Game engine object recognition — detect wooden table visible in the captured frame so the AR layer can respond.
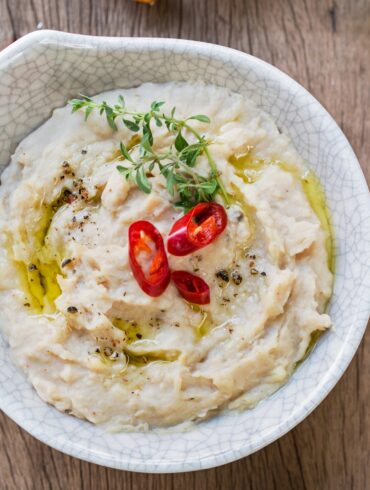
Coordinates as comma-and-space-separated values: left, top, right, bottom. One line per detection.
0, 1, 369, 488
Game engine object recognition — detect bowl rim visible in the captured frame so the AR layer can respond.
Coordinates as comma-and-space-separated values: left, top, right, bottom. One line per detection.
0, 30, 369, 473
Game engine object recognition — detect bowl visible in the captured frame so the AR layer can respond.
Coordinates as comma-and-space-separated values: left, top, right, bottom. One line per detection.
0, 30, 369, 473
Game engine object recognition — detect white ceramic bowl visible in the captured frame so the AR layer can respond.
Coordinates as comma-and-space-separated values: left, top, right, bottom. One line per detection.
0, 31, 369, 473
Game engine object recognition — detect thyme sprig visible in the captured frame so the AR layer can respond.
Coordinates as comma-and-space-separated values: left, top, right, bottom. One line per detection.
70, 95, 229, 209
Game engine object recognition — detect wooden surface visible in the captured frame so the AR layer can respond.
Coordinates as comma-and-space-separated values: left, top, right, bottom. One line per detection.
0, 0, 369, 488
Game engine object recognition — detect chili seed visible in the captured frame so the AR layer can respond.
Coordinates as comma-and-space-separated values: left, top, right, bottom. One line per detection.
250, 268, 259, 275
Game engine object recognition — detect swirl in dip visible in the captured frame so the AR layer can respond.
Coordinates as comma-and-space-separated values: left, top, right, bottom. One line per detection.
0, 83, 333, 430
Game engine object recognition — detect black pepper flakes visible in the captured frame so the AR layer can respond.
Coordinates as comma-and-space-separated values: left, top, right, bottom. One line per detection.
81, 149, 87, 155
231, 270, 243, 285
67, 306, 78, 313
216, 269, 229, 282
261, 271, 267, 277
28, 263, 37, 272
61, 258, 73, 268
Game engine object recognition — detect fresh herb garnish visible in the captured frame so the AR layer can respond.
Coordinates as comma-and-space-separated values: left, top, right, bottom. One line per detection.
70, 95, 229, 210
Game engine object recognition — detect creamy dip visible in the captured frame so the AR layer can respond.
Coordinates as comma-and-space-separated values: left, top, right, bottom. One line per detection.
0, 83, 333, 429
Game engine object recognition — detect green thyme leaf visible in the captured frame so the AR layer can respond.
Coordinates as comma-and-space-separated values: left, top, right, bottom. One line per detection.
165, 171, 175, 196
84, 106, 94, 121
154, 115, 163, 127
69, 95, 230, 210
70, 100, 85, 112
140, 132, 153, 154
142, 122, 154, 146
180, 143, 204, 167
175, 132, 189, 152
136, 167, 151, 193
151, 101, 165, 112
104, 105, 118, 131
116, 165, 130, 178
120, 142, 134, 163
188, 115, 210, 123
200, 179, 218, 194
123, 119, 140, 132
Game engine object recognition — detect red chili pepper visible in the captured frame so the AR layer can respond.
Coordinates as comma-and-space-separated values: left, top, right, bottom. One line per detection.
172, 270, 210, 305
128, 220, 171, 297
167, 202, 228, 256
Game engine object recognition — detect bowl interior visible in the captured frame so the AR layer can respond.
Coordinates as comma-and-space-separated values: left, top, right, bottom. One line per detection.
0, 31, 369, 473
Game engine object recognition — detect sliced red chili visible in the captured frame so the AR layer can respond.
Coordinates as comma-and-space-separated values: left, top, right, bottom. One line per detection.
167, 202, 228, 256
172, 270, 210, 305
128, 220, 170, 297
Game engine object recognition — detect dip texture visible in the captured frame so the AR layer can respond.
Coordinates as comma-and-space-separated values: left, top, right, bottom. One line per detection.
0, 83, 333, 429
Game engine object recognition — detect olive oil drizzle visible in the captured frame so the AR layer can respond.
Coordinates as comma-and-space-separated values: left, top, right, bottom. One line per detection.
229, 151, 334, 364
112, 318, 147, 344
186, 303, 214, 339
111, 318, 180, 366
12, 198, 65, 313
228, 152, 335, 273
10, 148, 333, 372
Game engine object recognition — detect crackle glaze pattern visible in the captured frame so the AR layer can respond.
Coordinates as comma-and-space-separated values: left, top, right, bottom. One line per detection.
0, 31, 369, 473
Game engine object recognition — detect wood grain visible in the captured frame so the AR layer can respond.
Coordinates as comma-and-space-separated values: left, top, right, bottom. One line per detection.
0, 0, 369, 488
